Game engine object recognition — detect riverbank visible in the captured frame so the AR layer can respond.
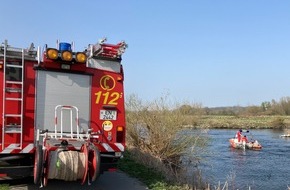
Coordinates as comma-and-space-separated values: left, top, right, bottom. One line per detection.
118, 151, 190, 190
191, 115, 290, 129
125, 96, 290, 189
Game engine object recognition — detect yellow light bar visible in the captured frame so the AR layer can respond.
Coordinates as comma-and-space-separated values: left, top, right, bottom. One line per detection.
117, 126, 123, 132
61, 51, 73, 61
75, 52, 87, 63
46, 48, 58, 60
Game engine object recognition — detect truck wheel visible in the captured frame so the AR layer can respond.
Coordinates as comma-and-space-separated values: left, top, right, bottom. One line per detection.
88, 145, 101, 182
42, 149, 49, 187
34, 144, 43, 184
80, 144, 88, 185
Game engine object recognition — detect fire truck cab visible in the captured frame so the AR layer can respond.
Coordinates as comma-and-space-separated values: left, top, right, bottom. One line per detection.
0, 38, 127, 186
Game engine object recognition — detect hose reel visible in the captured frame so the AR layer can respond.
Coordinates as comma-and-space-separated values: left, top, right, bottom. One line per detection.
48, 150, 86, 181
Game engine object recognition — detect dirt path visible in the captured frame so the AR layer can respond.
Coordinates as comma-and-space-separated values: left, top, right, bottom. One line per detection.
6, 170, 148, 190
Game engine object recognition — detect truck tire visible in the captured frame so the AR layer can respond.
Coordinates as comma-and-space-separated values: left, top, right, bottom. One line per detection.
33, 144, 43, 184
88, 145, 101, 182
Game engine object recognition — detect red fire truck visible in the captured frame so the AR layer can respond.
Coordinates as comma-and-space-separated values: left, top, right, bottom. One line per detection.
0, 38, 127, 186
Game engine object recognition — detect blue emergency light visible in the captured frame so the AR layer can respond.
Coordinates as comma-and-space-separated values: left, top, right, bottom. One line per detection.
59, 42, 71, 51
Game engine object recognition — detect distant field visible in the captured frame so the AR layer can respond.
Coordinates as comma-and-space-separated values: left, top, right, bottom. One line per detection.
191, 115, 290, 129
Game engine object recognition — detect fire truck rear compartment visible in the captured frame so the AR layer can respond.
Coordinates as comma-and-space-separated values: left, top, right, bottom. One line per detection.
35, 70, 90, 134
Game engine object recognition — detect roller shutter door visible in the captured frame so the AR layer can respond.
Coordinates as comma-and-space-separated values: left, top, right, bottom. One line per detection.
35, 70, 91, 133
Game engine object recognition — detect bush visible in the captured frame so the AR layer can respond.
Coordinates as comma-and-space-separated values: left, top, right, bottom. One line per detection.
125, 94, 209, 187
270, 117, 286, 129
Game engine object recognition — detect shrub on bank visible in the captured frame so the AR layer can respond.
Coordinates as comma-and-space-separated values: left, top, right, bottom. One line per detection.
270, 117, 287, 129
125, 94, 209, 188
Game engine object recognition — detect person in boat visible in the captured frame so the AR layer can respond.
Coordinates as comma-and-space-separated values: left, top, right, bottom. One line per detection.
241, 135, 249, 143
236, 129, 243, 142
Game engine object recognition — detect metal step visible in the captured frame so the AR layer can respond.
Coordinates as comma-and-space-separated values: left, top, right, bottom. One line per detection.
6, 64, 23, 68
4, 124, 22, 133
5, 97, 22, 101
5, 130, 22, 134
6, 124, 21, 127
5, 87, 22, 93
6, 81, 23, 85
4, 114, 22, 117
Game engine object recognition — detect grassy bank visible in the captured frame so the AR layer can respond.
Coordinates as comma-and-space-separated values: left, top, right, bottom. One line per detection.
118, 150, 190, 190
0, 185, 8, 190
193, 115, 290, 129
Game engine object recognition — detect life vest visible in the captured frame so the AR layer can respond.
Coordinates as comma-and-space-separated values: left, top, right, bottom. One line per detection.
236, 131, 242, 142
241, 136, 248, 143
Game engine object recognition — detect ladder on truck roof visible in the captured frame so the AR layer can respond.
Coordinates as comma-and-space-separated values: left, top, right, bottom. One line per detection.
1, 40, 38, 150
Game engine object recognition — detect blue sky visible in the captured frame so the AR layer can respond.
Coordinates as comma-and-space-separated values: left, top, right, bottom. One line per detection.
1, 1, 290, 107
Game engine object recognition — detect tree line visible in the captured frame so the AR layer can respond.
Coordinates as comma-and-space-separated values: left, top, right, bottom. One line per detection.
177, 96, 290, 116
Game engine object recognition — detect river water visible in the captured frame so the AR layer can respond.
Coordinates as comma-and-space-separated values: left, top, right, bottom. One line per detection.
192, 129, 290, 190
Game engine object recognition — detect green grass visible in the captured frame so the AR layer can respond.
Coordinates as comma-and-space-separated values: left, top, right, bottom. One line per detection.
0, 184, 9, 190
118, 151, 189, 190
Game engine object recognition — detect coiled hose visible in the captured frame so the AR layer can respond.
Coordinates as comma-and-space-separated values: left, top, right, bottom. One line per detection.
48, 150, 86, 181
